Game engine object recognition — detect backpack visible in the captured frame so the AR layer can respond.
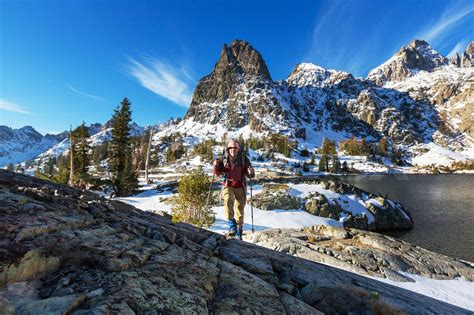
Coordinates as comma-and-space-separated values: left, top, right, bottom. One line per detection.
220, 146, 250, 189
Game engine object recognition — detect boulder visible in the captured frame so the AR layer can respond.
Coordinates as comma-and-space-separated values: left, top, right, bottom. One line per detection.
304, 192, 343, 220
365, 199, 413, 230
251, 185, 302, 210
343, 214, 369, 230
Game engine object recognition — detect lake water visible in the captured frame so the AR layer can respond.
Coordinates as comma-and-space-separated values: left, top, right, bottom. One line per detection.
337, 174, 474, 262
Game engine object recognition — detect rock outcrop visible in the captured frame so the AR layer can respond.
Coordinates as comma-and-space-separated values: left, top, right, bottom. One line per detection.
0, 170, 470, 314
245, 225, 474, 283
250, 180, 413, 231
368, 39, 450, 86
184, 40, 282, 130
460, 42, 474, 68
250, 184, 302, 210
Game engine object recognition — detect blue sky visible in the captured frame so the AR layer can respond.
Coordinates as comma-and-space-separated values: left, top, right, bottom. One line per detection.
1, 0, 473, 134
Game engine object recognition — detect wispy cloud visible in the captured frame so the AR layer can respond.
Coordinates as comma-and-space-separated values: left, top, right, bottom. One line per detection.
304, 1, 380, 77
127, 57, 194, 108
447, 40, 469, 57
417, 2, 474, 42
66, 84, 105, 101
0, 99, 33, 115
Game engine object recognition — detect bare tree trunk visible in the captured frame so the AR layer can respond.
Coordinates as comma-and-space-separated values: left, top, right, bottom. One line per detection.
144, 128, 154, 183
68, 125, 75, 187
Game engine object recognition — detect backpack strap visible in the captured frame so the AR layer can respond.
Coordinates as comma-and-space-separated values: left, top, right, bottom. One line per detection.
221, 148, 228, 184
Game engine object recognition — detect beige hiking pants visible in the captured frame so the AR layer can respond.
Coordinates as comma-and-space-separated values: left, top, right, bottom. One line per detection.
222, 186, 246, 228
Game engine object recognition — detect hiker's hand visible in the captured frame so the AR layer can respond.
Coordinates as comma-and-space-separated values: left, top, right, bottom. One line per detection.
213, 159, 224, 171
248, 167, 255, 179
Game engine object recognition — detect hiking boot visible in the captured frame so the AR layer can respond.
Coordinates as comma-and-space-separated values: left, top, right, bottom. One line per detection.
227, 219, 237, 236
236, 227, 243, 240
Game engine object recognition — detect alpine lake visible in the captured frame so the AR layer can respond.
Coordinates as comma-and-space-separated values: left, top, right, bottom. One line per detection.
336, 174, 474, 262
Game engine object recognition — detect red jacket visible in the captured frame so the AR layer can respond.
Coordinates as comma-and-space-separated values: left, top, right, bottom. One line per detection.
214, 154, 252, 189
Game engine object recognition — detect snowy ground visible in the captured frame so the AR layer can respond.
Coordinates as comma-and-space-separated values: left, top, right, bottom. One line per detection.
116, 179, 474, 311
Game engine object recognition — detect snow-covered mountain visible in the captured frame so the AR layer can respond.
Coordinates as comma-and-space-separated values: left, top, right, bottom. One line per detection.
368, 40, 450, 85
153, 39, 473, 167
34, 121, 144, 163
0, 121, 144, 168
0, 126, 68, 167
3, 39, 472, 170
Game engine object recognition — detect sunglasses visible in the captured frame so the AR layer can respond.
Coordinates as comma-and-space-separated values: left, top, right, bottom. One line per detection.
228, 147, 239, 150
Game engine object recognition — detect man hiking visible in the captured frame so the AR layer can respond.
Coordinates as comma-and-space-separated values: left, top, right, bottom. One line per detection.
213, 139, 255, 239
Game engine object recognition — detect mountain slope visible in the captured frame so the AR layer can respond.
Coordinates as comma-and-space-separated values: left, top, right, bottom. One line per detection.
368, 39, 450, 85
0, 126, 67, 167
155, 39, 473, 167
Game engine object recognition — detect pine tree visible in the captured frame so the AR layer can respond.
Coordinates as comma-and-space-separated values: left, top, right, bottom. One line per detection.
330, 155, 341, 173
322, 138, 336, 155
15, 164, 23, 173
379, 137, 388, 157
43, 157, 56, 176
361, 138, 369, 155
310, 152, 316, 165
71, 122, 91, 187
342, 161, 349, 173
68, 126, 75, 187
109, 97, 139, 196
50, 153, 70, 185
319, 154, 328, 172
144, 129, 154, 183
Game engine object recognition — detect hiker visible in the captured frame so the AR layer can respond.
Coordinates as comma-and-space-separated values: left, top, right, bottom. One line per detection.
213, 139, 255, 239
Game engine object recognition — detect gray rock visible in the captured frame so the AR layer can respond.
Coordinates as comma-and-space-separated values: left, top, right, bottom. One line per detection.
343, 214, 369, 230
365, 199, 413, 230
245, 225, 474, 283
304, 192, 343, 220
368, 39, 450, 85
251, 186, 302, 210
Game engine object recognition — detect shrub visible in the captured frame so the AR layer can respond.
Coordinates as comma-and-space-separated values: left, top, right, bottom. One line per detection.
264, 134, 295, 157
339, 137, 372, 156
450, 160, 474, 170
171, 169, 215, 227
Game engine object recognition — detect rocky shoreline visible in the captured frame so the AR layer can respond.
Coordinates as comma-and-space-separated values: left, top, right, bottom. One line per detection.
249, 179, 414, 231
0, 169, 472, 314
244, 225, 474, 283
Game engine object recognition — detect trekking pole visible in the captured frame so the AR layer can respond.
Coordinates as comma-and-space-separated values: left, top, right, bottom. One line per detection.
206, 153, 220, 209
250, 177, 254, 233
205, 170, 216, 209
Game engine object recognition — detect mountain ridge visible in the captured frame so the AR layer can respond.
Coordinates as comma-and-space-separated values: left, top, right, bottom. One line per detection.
2, 39, 473, 169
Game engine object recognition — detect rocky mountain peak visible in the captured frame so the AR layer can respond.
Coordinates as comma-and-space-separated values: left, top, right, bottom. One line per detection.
451, 52, 461, 66
287, 63, 354, 88
368, 39, 449, 86
461, 41, 474, 67
465, 41, 474, 54
406, 39, 429, 49
226, 39, 272, 80
185, 40, 275, 127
